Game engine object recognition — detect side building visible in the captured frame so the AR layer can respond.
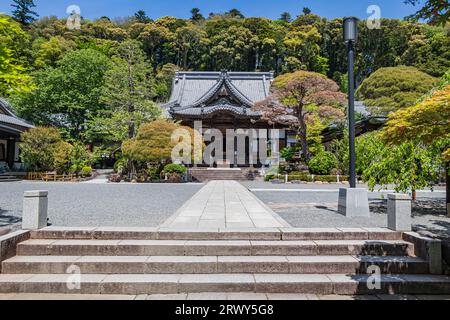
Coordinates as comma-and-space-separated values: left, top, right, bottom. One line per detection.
0, 98, 34, 172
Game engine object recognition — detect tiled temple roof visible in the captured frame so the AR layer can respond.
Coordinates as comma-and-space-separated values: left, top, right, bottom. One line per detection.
0, 98, 34, 135
162, 71, 273, 119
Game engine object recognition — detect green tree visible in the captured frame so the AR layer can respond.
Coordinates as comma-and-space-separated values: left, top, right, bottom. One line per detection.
0, 15, 32, 96
356, 66, 438, 115
11, 0, 38, 25
383, 77, 450, 213
134, 10, 151, 23
154, 63, 180, 102
401, 26, 450, 77
405, 0, 450, 26
226, 9, 245, 19
32, 36, 76, 69
190, 8, 204, 22
363, 140, 442, 200
283, 25, 328, 74
95, 40, 160, 143
279, 12, 292, 23
20, 126, 72, 172
12, 49, 111, 140
209, 25, 258, 71
356, 19, 421, 82
302, 7, 312, 15
175, 23, 206, 69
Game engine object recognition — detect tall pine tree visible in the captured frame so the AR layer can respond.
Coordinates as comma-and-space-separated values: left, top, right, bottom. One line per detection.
11, 0, 39, 25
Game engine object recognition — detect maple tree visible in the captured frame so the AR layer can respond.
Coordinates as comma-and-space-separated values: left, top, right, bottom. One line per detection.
253, 71, 346, 160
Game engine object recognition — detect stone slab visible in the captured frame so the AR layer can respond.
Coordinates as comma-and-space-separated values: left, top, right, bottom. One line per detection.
160, 181, 290, 229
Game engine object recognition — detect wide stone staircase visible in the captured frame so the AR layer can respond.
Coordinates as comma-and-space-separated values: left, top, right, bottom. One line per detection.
0, 173, 21, 182
189, 168, 257, 182
1, 228, 450, 295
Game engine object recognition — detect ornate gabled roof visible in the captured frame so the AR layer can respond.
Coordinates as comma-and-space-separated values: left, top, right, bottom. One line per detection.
0, 98, 34, 135
162, 71, 273, 118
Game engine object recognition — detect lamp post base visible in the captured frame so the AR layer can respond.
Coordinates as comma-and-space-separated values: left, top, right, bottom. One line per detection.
338, 188, 370, 218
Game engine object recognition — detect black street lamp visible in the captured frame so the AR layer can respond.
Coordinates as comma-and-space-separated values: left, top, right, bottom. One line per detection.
343, 17, 359, 189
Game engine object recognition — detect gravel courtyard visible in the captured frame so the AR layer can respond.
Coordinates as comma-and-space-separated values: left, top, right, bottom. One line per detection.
1, 180, 448, 240
241, 181, 449, 239
0, 181, 204, 230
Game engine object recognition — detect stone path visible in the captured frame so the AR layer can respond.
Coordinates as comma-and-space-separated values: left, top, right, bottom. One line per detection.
161, 181, 290, 229
0, 293, 449, 300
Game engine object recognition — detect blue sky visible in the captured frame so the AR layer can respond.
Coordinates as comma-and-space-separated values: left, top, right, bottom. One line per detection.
0, 0, 418, 20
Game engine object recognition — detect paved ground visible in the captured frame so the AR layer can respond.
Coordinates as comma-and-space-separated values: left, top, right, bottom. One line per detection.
1, 180, 448, 238
0, 181, 203, 230
161, 181, 289, 229
241, 182, 449, 238
0, 293, 448, 300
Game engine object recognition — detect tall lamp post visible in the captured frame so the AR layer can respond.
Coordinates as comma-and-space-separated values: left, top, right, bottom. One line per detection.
343, 17, 358, 189
338, 17, 370, 218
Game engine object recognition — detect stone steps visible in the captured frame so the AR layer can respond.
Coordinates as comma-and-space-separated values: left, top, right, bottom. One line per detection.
16, 239, 414, 257
2, 228, 449, 295
2, 255, 429, 275
0, 174, 21, 182
189, 169, 248, 182
29, 227, 402, 241
1, 273, 449, 295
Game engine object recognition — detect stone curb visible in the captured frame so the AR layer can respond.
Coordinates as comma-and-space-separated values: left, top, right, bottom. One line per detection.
403, 232, 442, 275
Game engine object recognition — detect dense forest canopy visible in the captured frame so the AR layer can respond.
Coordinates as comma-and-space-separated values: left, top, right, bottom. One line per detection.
0, 3, 449, 148
1, 7, 449, 99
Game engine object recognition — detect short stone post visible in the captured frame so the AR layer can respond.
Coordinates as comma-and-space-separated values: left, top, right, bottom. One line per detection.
22, 191, 48, 230
338, 188, 370, 217
388, 193, 411, 231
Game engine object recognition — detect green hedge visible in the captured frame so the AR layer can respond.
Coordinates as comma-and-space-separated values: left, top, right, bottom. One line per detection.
265, 173, 349, 183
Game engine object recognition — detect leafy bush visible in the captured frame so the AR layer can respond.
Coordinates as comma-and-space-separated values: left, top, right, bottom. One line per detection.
81, 166, 93, 177
280, 147, 296, 161
315, 175, 348, 183
308, 151, 338, 175
146, 166, 161, 181
20, 127, 72, 173
288, 172, 310, 182
122, 120, 202, 165
163, 163, 187, 175
113, 157, 128, 173
68, 142, 92, 175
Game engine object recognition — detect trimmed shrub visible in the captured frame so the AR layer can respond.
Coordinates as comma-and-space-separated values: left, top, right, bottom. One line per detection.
288, 173, 311, 182
308, 152, 338, 175
81, 166, 93, 177
163, 163, 187, 175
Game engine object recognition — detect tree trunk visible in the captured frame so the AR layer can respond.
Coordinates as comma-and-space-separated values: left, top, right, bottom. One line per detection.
412, 190, 417, 202
298, 115, 309, 161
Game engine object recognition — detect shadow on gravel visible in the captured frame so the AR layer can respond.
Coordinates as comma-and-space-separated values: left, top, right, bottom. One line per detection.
0, 209, 21, 227
414, 220, 450, 239
315, 205, 338, 213
370, 198, 446, 217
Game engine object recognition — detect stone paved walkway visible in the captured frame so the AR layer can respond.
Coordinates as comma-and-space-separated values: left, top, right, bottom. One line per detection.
161, 181, 290, 229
